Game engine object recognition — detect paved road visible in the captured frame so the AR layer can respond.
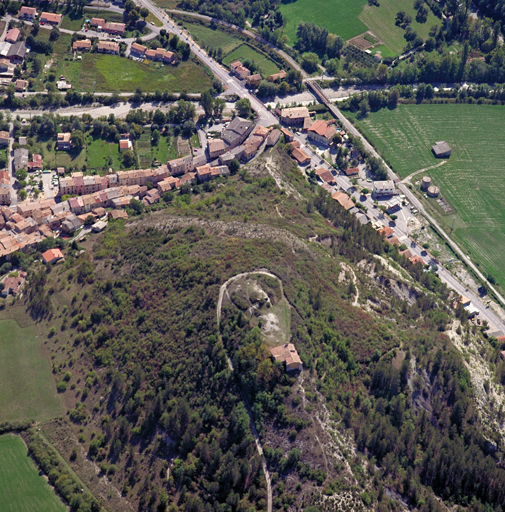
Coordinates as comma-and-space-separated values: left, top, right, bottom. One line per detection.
7, 122, 16, 206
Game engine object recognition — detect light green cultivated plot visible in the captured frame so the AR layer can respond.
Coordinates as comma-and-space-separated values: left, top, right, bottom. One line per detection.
0, 320, 64, 422
350, 103, 505, 287
360, 0, 440, 54
0, 435, 66, 512
279, 0, 368, 44
223, 44, 281, 76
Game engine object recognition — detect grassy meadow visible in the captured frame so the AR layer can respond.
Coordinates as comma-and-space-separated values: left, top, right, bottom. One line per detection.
63, 54, 212, 92
279, 0, 368, 43
359, 0, 440, 54
0, 319, 63, 422
223, 44, 281, 75
182, 20, 243, 54
349, 103, 505, 287
0, 435, 67, 512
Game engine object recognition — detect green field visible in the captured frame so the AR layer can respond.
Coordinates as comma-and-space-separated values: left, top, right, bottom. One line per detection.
63, 53, 212, 93
360, 0, 440, 54
350, 103, 505, 287
0, 320, 64, 422
86, 137, 122, 171
182, 21, 243, 55
279, 0, 368, 43
0, 435, 67, 512
223, 43, 281, 76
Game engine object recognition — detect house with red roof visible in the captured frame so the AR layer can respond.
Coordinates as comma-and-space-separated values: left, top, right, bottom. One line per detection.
42, 248, 64, 264
270, 343, 302, 371
307, 120, 337, 145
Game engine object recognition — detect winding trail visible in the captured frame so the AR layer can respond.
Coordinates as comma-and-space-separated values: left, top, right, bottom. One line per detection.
216, 269, 280, 512
401, 160, 447, 184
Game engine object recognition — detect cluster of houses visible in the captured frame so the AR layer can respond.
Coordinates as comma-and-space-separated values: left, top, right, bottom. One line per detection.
0, 155, 233, 258
129, 42, 175, 63
0, 23, 29, 85
207, 117, 281, 165
229, 60, 287, 89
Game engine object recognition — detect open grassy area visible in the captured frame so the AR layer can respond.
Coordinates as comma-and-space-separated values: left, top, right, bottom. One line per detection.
86, 137, 122, 171
359, 0, 440, 54
223, 43, 280, 76
64, 53, 212, 92
279, 0, 368, 43
146, 12, 163, 27
0, 319, 64, 422
182, 20, 243, 54
349, 103, 505, 287
153, 134, 178, 163
0, 435, 66, 512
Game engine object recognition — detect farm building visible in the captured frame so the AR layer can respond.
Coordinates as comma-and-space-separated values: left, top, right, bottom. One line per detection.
270, 343, 302, 372
432, 141, 451, 158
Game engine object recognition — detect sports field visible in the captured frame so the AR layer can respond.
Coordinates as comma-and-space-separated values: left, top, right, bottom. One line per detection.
0, 435, 66, 512
279, 0, 368, 43
359, 0, 440, 54
63, 54, 212, 93
0, 320, 64, 422
223, 44, 281, 76
351, 103, 505, 287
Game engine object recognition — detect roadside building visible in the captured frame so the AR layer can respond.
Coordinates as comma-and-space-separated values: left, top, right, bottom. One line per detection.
7, 42, 27, 64
432, 141, 451, 158
130, 42, 147, 58
97, 41, 120, 54
0, 131, 9, 146
344, 167, 359, 177
373, 180, 396, 197
90, 17, 105, 27
13, 148, 28, 171
167, 155, 194, 176
266, 129, 281, 147
270, 343, 302, 371
19, 6, 37, 19
208, 139, 226, 160
103, 22, 126, 35
230, 61, 250, 79
28, 154, 43, 171
280, 106, 310, 126
246, 73, 262, 88
385, 197, 402, 214
280, 128, 294, 142
332, 191, 354, 210
222, 117, 253, 149
291, 147, 311, 165
5, 29, 20, 44
73, 39, 92, 51
307, 120, 337, 145
0, 170, 10, 205
92, 220, 107, 232
315, 167, 336, 185
1, 274, 25, 297
40, 12, 62, 25
286, 140, 300, 151
42, 248, 64, 264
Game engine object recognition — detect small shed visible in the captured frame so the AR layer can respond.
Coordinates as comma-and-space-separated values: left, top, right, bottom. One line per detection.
432, 141, 451, 158
92, 220, 107, 232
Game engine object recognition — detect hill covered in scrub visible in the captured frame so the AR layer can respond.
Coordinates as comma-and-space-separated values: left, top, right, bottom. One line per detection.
7, 147, 505, 512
